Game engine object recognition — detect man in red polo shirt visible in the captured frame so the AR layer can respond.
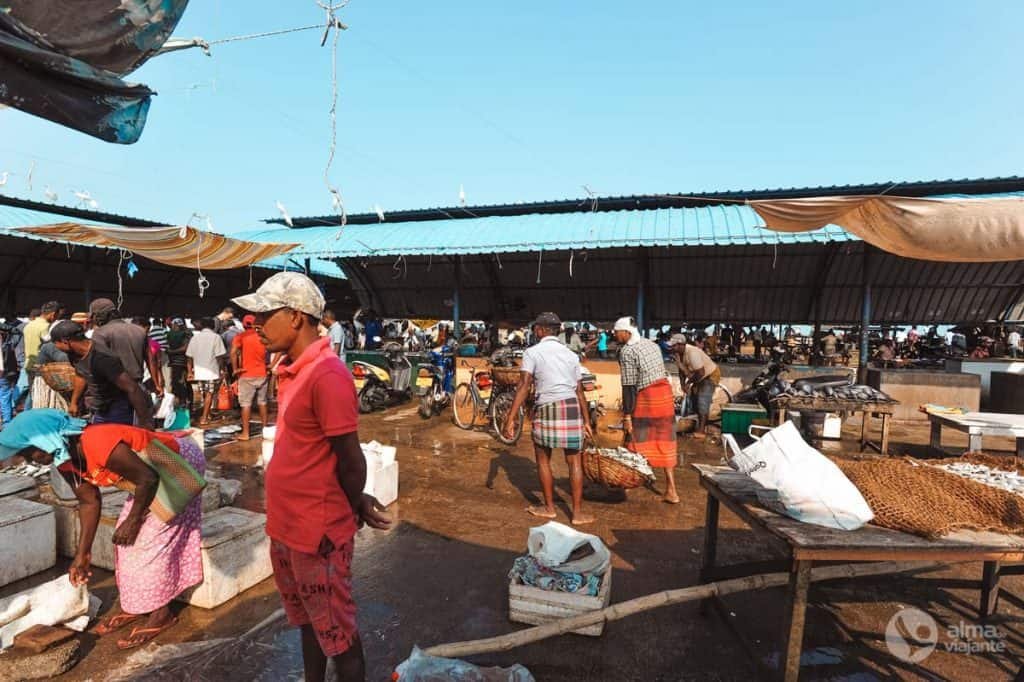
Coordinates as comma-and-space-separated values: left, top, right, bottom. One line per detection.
233, 272, 390, 682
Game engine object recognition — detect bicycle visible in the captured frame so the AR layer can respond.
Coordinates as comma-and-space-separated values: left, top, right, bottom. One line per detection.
451, 361, 524, 445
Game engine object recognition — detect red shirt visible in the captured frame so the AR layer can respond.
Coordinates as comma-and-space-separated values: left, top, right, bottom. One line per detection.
61, 424, 179, 487
267, 337, 359, 554
231, 329, 268, 378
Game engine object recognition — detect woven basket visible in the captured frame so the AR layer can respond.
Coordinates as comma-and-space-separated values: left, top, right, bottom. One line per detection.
490, 365, 522, 387
582, 448, 651, 489
38, 362, 76, 394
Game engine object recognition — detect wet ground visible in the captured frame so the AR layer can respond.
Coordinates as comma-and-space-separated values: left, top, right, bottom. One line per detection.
13, 387, 1023, 681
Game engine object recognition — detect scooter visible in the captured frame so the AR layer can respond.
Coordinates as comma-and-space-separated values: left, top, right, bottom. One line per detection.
579, 365, 602, 429
355, 342, 413, 413
417, 346, 455, 419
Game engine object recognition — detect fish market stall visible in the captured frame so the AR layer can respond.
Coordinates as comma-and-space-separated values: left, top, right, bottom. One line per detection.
771, 380, 897, 455
693, 463, 1024, 682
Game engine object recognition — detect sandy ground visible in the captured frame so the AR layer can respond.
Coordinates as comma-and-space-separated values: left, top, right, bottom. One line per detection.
8, 383, 1024, 680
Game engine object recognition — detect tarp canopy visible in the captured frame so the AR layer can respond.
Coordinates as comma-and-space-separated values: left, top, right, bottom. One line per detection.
9, 223, 298, 270
0, 1, 189, 143
750, 195, 1024, 262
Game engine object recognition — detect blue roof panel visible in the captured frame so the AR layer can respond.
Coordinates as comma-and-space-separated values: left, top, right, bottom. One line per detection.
236, 204, 855, 258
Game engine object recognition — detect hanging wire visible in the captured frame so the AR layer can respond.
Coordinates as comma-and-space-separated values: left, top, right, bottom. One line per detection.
115, 250, 133, 310
494, 253, 502, 270
536, 251, 543, 284
569, 249, 574, 278
316, 1, 351, 238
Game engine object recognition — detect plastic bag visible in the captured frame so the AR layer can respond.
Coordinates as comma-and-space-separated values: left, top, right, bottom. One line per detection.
0, 575, 90, 649
394, 646, 534, 681
526, 521, 611, 575
728, 421, 873, 530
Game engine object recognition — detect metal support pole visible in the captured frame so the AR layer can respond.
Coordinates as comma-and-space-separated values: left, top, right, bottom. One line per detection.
859, 246, 873, 383
812, 320, 822, 367
453, 256, 462, 340
83, 249, 93, 309
636, 248, 647, 332
304, 258, 311, 276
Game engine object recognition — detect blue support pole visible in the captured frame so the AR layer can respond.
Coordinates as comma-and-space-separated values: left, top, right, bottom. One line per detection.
453, 256, 462, 340
636, 248, 647, 333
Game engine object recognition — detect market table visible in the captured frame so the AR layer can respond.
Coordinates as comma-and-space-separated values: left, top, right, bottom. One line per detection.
693, 463, 1024, 682
927, 411, 1024, 458
773, 395, 895, 455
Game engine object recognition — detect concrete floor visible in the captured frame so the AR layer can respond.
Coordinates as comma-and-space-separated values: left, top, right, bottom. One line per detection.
14, 398, 1024, 681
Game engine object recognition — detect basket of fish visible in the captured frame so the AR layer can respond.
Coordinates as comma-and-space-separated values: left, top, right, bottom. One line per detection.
582, 447, 656, 489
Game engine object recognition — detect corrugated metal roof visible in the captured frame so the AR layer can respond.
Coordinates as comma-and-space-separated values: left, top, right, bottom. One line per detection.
238, 204, 854, 258
0, 204, 344, 279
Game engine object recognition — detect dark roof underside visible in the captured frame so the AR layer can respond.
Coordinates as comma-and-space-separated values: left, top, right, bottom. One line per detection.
343, 242, 1024, 325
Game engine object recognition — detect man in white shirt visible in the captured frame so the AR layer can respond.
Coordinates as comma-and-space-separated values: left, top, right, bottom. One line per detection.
186, 317, 227, 425
1009, 328, 1022, 359
323, 309, 347, 364
504, 312, 594, 525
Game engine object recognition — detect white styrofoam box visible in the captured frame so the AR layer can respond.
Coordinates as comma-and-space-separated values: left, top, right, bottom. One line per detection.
0, 498, 56, 587
48, 465, 77, 501
823, 413, 843, 439
261, 426, 276, 468
0, 474, 38, 501
177, 507, 272, 609
363, 460, 398, 507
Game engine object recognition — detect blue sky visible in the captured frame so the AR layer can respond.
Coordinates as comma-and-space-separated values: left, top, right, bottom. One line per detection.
2, 1, 1022, 232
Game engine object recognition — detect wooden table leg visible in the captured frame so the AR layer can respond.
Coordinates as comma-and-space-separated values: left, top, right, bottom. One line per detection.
700, 494, 720, 583
968, 432, 983, 453
980, 561, 1002, 618
880, 413, 891, 456
929, 419, 942, 452
699, 494, 720, 616
1017, 438, 1024, 460
776, 407, 787, 427
860, 411, 870, 452
780, 560, 812, 682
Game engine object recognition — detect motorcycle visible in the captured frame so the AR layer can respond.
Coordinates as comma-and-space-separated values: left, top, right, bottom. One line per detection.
579, 365, 602, 429
354, 342, 413, 413
417, 346, 456, 419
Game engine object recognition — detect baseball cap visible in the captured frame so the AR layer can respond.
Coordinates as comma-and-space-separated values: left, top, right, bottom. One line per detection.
531, 312, 561, 327
89, 298, 116, 315
171, 317, 185, 326
242, 314, 256, 327
49, 321, 87, 343
232, 271, 326, 319
668, 333, 689, 346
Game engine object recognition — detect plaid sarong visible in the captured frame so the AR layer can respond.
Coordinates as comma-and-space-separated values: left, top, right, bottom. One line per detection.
532, 397, 584, 451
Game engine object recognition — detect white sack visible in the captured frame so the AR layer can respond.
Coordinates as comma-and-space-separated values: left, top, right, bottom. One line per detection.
728, 421, 874, 530
0, 575, 90, 648
527, 521, 610, 575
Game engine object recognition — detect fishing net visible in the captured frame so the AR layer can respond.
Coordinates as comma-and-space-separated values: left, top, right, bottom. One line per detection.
833, 456, 1024, 539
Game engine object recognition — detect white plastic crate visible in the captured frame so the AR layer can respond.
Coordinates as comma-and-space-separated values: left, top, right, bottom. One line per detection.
0, 498, 56, 587
177, 507, 272, 609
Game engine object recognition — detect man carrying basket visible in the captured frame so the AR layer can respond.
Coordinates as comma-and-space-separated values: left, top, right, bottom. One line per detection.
503, 312, 594, 525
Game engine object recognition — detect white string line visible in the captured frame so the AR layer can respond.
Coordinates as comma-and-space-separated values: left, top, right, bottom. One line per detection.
316, 1, 350, 239
208, 24, 326, 46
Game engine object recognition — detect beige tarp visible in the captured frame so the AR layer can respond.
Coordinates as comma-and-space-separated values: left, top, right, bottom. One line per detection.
7, 223, 298, 270
749, 195, 1024, 262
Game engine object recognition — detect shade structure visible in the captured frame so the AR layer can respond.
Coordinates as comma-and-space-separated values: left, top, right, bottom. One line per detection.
751, 195, 1024, 262
9, 223, 298, 270
0, 1, 189, 143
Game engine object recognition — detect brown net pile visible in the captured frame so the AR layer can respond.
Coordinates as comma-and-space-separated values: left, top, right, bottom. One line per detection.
833, 457, 1024, 539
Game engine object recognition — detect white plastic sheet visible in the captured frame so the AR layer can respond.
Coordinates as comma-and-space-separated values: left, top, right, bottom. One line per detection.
728, 421, 874, 530
527, 521, 611, 575
0, 575, 94, 649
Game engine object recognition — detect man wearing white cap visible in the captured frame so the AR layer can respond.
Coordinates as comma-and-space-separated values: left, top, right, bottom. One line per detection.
233, 272, 391, 682
614, 317, 679, 504
670, 333, 720, 441
503, 312, 594, 525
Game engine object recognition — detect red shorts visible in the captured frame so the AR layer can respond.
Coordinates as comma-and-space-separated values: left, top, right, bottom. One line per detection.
270, 538, 358, 657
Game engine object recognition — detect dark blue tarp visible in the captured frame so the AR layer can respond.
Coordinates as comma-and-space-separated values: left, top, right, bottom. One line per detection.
0, 0, 189, 143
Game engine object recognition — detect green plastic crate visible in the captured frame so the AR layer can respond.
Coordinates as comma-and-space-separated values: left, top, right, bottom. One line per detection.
721, 404, 768, 435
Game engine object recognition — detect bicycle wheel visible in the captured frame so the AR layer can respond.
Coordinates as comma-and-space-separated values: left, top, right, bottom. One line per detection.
491, 391, 524, 445
452, 382, 477, 430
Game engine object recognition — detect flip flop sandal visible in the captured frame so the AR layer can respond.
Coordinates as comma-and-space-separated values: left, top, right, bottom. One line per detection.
116, 618, 178, 650
94, 613, 142, 636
